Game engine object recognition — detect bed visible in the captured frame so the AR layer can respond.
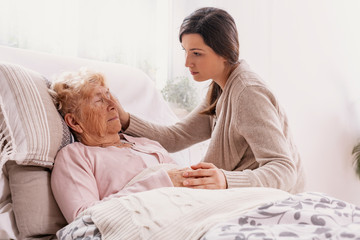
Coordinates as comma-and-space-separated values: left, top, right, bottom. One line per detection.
1, 46, 360, 240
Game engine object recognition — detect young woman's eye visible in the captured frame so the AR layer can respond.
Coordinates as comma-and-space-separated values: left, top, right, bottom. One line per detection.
193, 52, 201, 56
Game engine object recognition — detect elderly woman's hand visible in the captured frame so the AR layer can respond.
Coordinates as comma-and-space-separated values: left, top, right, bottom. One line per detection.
167, 168, 190, 187
182, 162, 227, 189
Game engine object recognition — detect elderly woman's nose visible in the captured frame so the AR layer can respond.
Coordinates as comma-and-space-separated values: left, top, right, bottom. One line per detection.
106, 98, 116, 110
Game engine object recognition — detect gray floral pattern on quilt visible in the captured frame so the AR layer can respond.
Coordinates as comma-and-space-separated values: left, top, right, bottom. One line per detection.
201, 192, 360, 240
57, 214, 101, 240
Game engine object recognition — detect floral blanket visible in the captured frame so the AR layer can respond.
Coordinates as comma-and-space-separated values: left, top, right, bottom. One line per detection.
57, 191, 360, 240
202, 192, 360, 240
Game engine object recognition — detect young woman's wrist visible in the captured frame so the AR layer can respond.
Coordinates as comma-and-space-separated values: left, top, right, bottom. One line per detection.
121, 112, 130, 131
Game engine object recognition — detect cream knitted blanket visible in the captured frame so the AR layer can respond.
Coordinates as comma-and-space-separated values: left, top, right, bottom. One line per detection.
82, 167, 291, 240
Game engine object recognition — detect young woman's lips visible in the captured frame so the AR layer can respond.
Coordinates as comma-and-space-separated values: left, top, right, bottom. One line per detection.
191, 71, 199, 75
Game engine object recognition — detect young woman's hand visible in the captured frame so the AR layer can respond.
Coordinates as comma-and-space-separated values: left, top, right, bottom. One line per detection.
182, 162, 227, 189
110, 94, 130, 130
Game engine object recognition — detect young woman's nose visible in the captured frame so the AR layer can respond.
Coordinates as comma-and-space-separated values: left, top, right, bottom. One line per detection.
184, 53, 193, 68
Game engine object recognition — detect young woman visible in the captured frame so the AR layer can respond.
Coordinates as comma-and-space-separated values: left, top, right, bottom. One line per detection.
118, 7, 305, 193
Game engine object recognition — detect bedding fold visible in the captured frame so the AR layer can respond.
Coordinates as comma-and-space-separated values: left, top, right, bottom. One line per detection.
81, 185, 290, 240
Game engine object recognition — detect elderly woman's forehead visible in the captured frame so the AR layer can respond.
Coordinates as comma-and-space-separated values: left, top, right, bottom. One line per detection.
81, 82, 108, 95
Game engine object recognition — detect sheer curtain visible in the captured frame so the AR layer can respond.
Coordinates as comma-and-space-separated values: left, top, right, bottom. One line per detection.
0, 0, 170, 87
1, 0, 360, 205
1, 0, 359, 93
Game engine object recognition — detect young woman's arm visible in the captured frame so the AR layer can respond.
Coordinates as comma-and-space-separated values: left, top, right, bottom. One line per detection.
124, 100, 213, 153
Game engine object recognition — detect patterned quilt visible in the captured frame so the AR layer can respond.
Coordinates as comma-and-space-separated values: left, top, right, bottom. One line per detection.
57, 191, 360, 240
202, 192, 360, 240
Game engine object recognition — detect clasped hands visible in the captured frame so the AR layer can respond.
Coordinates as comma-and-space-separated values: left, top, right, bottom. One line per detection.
167, 162, 227, 189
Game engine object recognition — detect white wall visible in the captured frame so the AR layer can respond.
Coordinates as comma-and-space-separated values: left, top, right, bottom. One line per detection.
268, 1, 360, 205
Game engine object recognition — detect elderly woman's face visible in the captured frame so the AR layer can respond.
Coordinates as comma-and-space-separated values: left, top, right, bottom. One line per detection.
77, 83, 121, 138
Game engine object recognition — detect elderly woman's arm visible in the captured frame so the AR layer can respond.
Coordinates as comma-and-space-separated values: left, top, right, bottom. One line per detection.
51, 147, 100, 223
51, 144, 185, 223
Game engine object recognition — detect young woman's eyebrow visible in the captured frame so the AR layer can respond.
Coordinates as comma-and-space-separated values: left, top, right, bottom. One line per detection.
181, 45, 204, 51
190, 48, 204, 51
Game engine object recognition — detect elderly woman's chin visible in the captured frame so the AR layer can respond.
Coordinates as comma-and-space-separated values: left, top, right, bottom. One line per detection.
109, 118, 122, 133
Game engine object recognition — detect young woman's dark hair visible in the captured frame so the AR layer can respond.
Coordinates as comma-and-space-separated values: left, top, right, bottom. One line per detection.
179, 7, 240, 115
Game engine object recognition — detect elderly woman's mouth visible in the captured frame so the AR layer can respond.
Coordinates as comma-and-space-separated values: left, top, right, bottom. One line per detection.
108, 116, 119, 121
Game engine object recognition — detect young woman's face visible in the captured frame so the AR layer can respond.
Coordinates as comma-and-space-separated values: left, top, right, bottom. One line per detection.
182, 33, 228, 88
78, 83, 121, 138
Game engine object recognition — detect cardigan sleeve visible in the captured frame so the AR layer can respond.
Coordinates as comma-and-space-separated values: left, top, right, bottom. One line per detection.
51, 146, 100, 223
224, 86, 298, 192
125, 99, 213, 152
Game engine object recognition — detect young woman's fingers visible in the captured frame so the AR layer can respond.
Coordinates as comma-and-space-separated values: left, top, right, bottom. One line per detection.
183, 168, 227, 189
183, 176, 214, 187
190, 162, 215, 170
183, 169, 213, 178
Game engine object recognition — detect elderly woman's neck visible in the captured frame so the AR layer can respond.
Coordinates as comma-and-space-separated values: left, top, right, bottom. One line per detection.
80, 133, 121, 147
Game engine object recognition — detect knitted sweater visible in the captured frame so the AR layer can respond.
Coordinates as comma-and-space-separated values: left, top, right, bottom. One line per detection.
126, 60, 305, 193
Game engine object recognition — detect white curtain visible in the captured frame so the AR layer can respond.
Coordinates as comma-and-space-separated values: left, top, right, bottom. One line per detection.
0, 0, 170, 88
1, 0, 360, 204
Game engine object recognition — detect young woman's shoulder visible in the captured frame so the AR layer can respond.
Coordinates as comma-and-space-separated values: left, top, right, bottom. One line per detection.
234, 61, 267, 88
224, 64, 280, 112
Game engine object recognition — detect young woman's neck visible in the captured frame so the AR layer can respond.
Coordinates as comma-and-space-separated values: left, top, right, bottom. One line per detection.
216, 62, 239, 90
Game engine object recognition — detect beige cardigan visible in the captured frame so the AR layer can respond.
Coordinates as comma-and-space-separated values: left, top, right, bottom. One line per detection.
126, 60, 305, 193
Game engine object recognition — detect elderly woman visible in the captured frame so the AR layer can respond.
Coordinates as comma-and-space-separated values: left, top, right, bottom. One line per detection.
50, 69, 186, 223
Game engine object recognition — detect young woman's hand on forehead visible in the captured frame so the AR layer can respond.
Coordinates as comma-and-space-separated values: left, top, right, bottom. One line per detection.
110, 93, 130, 130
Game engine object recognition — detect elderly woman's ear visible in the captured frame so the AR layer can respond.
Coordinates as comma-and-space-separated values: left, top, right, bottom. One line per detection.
64, 113, 83, 134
